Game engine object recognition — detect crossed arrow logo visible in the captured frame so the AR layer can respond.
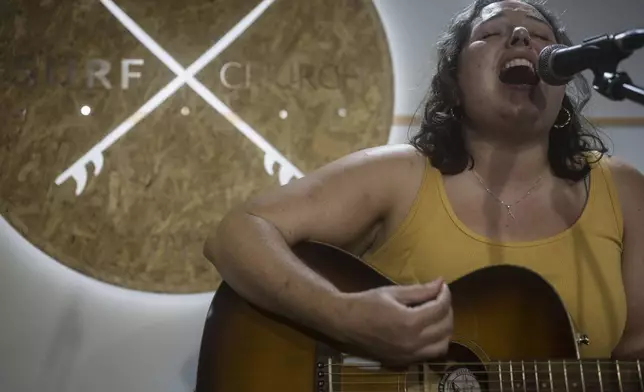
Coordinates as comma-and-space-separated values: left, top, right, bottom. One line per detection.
55, 0, 304, 196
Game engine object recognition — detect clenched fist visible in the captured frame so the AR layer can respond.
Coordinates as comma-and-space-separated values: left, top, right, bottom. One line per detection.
335, 278, 453, 366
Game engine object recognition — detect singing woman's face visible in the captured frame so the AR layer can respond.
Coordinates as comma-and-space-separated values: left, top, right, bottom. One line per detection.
457, 1, 567, 138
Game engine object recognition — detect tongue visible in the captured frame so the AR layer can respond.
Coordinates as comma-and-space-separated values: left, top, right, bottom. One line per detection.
499, 65, 539, 86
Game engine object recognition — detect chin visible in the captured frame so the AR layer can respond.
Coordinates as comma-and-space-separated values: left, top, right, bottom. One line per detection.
499, 103, 541, 124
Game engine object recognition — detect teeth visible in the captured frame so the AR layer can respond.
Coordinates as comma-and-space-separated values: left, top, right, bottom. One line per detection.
503, 58, 534, 71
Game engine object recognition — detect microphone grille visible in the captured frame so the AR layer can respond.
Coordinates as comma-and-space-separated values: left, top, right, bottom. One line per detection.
537, 44, 570, 86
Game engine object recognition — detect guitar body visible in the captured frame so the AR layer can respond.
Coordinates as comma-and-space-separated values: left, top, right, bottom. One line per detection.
195, 241, 580, 392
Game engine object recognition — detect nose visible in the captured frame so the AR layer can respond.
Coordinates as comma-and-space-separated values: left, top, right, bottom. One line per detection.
509, 26, 531, 47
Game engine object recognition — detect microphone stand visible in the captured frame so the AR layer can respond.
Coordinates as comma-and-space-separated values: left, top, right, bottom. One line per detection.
589, 29, 644, 107
593, 71, 644, 106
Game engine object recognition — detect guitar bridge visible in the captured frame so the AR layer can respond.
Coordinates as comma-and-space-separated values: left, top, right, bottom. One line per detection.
314, 343, 343, 392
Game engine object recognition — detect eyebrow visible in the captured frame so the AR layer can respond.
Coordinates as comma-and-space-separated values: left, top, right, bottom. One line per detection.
482, 11, 552, 28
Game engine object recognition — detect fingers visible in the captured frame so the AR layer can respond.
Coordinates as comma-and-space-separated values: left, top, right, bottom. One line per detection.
366, 280, 453, 365
388, 278, 445, 306
409, 306, 453, 360
414, 283, 452, 325
403, 283, 453, 354
418, 305, 453, 344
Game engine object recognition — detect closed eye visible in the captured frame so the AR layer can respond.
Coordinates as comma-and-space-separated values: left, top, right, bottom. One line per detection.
481, 32, 499, 39
531, 32, 552, 41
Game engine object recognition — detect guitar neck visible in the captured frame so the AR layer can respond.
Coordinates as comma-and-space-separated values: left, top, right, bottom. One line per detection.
489, 360, 644, 392
330, 359, 644, 392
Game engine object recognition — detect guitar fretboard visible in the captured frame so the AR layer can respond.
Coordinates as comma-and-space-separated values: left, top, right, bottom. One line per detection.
330, 359, 644, 392
486, 360, 643, 392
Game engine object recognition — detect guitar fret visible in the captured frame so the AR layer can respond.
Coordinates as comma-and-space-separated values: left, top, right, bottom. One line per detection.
522, 361, 527, 392
327, 357, 334, 392
499, 361, 504, 392
564, 359, 570, 392
535, 361, 540, 392
616, 360, 624, 392
511, 361, 515, 392
549, 360, 554, 392
597, 360, 605, 392
637, 360, 644, 392
579, 360, 586, 392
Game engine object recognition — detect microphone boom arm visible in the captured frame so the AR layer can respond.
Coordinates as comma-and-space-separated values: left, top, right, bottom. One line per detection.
593, 71, 644, 106
587, 29, 644, 107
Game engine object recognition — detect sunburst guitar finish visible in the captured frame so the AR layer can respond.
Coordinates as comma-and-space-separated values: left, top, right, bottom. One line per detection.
195, 241, 644, 392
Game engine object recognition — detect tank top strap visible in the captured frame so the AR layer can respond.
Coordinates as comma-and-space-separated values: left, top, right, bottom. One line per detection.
588, 153, 624, 241
364, 157, 438, 264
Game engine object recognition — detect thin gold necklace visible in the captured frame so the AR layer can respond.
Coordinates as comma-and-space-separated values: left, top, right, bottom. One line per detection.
471, 169, 544, 220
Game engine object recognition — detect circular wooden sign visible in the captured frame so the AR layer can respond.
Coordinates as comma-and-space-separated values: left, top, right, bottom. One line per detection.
0, 0, 393, 293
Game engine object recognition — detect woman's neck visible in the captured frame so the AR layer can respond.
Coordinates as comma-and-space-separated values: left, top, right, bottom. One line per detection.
464, 130, 551, 187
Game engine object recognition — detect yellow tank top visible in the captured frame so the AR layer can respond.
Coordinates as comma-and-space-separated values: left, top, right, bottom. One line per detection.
364, 155, 627, 358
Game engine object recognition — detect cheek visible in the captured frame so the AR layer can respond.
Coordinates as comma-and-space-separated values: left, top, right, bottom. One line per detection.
458, 54, 492, 93
460, 51, 497, 87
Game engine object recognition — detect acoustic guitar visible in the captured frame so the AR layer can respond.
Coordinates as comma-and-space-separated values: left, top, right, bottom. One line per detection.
195, 241, 643, 392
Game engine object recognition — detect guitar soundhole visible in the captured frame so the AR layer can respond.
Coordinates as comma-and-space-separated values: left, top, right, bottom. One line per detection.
433, 343, 489, 392
312, 341, 490, 392
438, 365, 487, 392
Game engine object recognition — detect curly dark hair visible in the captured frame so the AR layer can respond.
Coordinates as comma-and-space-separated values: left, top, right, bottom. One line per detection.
410, 0, 607, 182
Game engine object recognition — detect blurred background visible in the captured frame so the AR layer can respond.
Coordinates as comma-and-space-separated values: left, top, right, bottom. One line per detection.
0, 0, 643, 391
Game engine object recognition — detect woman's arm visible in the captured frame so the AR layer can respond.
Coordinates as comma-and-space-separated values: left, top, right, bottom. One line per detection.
203, 145, 426, 341
609, 157, 644, 359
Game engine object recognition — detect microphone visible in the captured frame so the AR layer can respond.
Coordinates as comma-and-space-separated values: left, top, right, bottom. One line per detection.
537, 29, 644, 86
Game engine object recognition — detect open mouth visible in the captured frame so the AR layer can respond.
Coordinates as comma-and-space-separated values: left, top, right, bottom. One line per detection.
499, 58, 540, 86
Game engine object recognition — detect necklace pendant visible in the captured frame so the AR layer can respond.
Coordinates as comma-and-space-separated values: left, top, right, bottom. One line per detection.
471, 169, 542, 222
505, 205, 516, 220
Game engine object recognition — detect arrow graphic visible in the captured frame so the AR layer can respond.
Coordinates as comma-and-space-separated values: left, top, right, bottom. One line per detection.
55, 0, 304, 196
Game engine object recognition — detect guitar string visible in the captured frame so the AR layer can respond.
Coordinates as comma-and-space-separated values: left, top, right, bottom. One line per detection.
327, 372, 643, 378
319, 361, 644, 391
330, 388, 642, 391
321, 379, 644, 392
325, 365, 643, 376
319, 386, 643, 391
314, 388, 642, 392
327, 368, 643, 375
331, 382, 643, 390
323, 365, 643, 377
320, 374, 644, 390
314, 388, 641, 392
326, 361, 643, 367
327, 378, 644, 383
326, 376, 644, 383
322, 389, 641, 392
325, 368, 644, 387
319, 365, 644, 391
323, 369, 644, 385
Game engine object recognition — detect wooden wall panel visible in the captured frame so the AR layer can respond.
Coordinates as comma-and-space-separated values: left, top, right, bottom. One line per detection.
0, 0, 394, 293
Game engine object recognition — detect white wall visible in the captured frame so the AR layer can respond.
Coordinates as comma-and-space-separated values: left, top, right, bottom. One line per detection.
2, 2, 644, 392
602, 126, 644, 172
0, 218, 211, 392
